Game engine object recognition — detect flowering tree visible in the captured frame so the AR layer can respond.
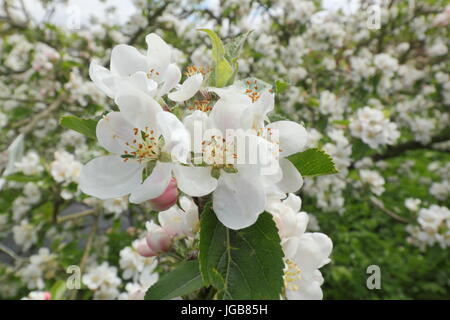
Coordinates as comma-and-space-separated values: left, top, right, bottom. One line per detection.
0, 0, 449, 300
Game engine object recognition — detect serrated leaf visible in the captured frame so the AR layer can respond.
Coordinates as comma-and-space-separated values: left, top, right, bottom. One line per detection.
224, 31, 252, 84
199, 29, 233, 87
224, 31, 252, 63
145, 260, 203, 300
288, 148, 338, 177
199, 204, 284, 300
60, 116, 98, 139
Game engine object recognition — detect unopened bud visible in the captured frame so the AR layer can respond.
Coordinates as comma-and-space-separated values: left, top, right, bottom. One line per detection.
148, 178, 178, 211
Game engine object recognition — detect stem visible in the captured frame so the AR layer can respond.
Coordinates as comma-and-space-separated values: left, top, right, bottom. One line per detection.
69, 212, 99, 300
57, 209, 97, 224
370, 196, 410, 224
0, 244, 24, 261
10, 95, 65, 135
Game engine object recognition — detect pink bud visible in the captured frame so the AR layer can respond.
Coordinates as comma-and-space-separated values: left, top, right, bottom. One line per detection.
136, 238, 156, 257
148, 178, 178, 211
43, 292, 52, 300
146, 227, 171, 253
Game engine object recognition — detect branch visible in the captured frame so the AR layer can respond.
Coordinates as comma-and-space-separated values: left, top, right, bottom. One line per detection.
370, 196, 410, 224
16, 95, 64, 133
57, 209, 96, 224
70, 212, 99, 300
0, 243, 24, 262
372, 131, 450, 162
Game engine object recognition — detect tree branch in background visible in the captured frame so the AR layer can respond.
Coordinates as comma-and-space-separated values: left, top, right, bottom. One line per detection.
372, 131, 450, 162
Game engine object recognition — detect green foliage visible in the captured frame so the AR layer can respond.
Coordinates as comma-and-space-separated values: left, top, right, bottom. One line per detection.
60, 116, 98, 139
224, 31, 252, 83
307, 150, 450, 299
288, 148, 338, 177
198, 29, 233, 87
145, 260, 203, 300
199, 203, 284, 299
275, 80, 289, 94
5, 172, 41, 182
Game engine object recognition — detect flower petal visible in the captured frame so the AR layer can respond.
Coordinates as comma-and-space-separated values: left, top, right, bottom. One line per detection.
157, 112, 190, 163
129, 161, 173, 203
110, 44, 149, 77
213, 172, 266, 230
115, 85, 163, 131
145, 33, 171, 73
277, 158, 303, 193
89, 60, 116, 98
293, 233, 333, 272
168, 73, 203, 102
96, 112, 135, 154
266, 121, 307, 157
157, 63, 181, 97
128, 71, 158, 96
79, 155, 143, 200
210, 97, 248, 133
173, 165, 218, 197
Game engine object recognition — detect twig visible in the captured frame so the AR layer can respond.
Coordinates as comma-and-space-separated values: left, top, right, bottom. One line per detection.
70, 212, 99, 300
370, 196, 409, 223
16, 95, 64, 133
57, 209, 96, 224
0, 243, 24, 261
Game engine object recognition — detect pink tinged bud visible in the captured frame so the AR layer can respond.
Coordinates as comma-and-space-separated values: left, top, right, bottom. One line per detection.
146, 228, 171, 253
148, 178, 178, 211
43, 292, 52, 300
136, 238, 156, 257
129, 290, 145, 300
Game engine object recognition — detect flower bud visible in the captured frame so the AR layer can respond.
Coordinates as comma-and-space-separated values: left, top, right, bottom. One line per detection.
148, 178, 178, 211
43, 292, 52, 300
145, 222, 171, 253
136, 238, 156, 257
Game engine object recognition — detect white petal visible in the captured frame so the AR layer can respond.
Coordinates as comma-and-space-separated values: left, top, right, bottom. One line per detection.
129, 162, 173, 203
115, 85, 163, 131
293, 233, 333, 272
284, 193, 302, 213
110, 44, 149, 77
277, 158, 303, 193
210, 97, 249, 133
183, 110, 210, 154
267, 121, 307, 157
213, 172, 266, 230
243, 89, 274, 129
173, 165, 217, 197
127, 71, 158, 96
157, 64, 181, 97
96, 112, 135, 154
79, 156, 143, 200
168, 73, 203, 102
145, 33, 171, 72
286, 272, 323, 300
89, 60, 116, 98
157, 112, 190, 163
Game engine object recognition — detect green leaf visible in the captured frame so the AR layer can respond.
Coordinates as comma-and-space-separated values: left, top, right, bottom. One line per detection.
60, 116, 98, 139
199, 204, 284, 300
199, 29, 233, 87
224, 31, 252, 63
145, 260, 203, 300
50, 280, 67, 300
288, 148, 338, 177
224, 31, 252, 84
5, 172, 41, 182
275, 80, 289, 94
